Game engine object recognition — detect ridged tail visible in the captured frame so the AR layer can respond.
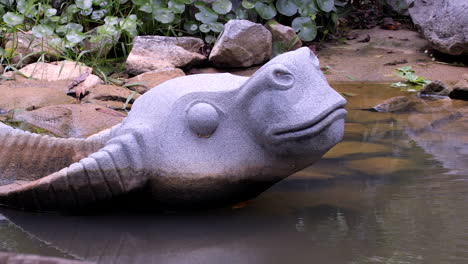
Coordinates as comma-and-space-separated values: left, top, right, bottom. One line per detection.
0, 131, 148, 211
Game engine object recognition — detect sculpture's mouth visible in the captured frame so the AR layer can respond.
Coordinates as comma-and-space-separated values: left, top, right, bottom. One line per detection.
271, 104, 347, 141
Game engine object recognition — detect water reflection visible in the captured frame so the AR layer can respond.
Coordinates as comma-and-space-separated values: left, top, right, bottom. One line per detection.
2, 84, 468, 264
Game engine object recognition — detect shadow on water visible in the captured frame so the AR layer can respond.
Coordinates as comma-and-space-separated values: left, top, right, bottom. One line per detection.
2, 84, 468, 264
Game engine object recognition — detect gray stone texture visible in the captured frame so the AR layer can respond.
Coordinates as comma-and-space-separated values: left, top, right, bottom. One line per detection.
409, 0, 468, 55
126, 36, 206, 75
0, 48, 346, 211
209, 20, 272, 68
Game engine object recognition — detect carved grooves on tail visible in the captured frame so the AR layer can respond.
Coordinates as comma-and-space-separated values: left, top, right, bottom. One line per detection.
0, 131, 148, 211
0, 128, 104, 181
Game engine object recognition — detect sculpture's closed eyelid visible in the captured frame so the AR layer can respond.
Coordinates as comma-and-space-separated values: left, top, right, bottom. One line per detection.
271, 67, 295, 89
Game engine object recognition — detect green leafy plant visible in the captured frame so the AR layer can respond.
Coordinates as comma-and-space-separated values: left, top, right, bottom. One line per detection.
391, 66, 431, 91
0, 0, 351, 73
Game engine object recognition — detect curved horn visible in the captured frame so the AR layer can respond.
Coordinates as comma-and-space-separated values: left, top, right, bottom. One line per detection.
0, 132, 148, 211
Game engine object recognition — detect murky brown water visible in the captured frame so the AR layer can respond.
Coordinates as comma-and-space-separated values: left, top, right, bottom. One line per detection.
1, 84, 468, 264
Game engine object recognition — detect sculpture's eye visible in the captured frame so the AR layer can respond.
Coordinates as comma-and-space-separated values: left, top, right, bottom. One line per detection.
272, 68, 294, 90
186, 102, 220, 138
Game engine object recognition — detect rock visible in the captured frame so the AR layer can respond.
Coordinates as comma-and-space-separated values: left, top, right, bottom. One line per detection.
209, 20, 272, 68
324, 141, 390, 159
126, 36, 206, 75
4, 31, 61, 66
346, 157, 412, 175
82, 84, 141, 110
13, 103, 125, 138
67, 74, 104, 98
409, 0, 468, 55
372, 96, 412, 112
125, 68, 185, 94
0, 252, 91, 264
449, 74, 468, 100
419, 80, 450, 97
0, 79, 77, 112
13, 60, 93, 81
265, 20, 302, 55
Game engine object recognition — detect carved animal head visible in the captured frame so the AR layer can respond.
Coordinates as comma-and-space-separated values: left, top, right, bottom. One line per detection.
0, 48, 346, 211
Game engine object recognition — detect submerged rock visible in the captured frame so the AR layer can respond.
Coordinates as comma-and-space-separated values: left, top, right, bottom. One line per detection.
126, 36, 206, 75
449, 74, 468, 101
409, 0, 468, 55
209, 20, 272, 68
125, 68, 185, 94
372, 96, 411, 112
419, 80, 450, 97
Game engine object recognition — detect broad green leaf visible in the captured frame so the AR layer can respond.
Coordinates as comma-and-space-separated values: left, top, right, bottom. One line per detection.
32, 24, 54, 38
292, 16, 317, 41
104, 16, 120, 25
316, 0, 334, 12
2, 12, 24, 26
168, 0, 185, 13
76, 0, 92, 10
139, 3, 153, 13
255, 2, 276, 20
241, 0, 254, 9
91, 9, 107, 20
184, 21, 198, 33
80, 8, 93, 16
66, 30, 86, 44
235, 8, 248, 19
205, 35, 216, 44
120, 14, 138, 36
195, 10, 218, 23
45, 8, 57, 17
276, 0, 298, 16
131, 0, 147, 4
97, 24, 118, 35
209, 22, 224, 32
154, 8, 175, 24
212, 0, 232, 15
299, 1, 318, 16
199, 23, 210, 33
66, 4, 79, 14
56, 23, 84, 35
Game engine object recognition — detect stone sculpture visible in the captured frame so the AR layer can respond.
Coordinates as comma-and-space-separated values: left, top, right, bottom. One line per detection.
0, 47, 347, 211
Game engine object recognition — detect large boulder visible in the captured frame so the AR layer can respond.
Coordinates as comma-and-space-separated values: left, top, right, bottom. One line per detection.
209, 20, 272, 68
409, 0, 468, 55
265, 20, 302, 55
126, 36, 206, 75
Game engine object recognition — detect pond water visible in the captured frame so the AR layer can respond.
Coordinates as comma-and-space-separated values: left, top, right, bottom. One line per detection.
1, 84, 468, 264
